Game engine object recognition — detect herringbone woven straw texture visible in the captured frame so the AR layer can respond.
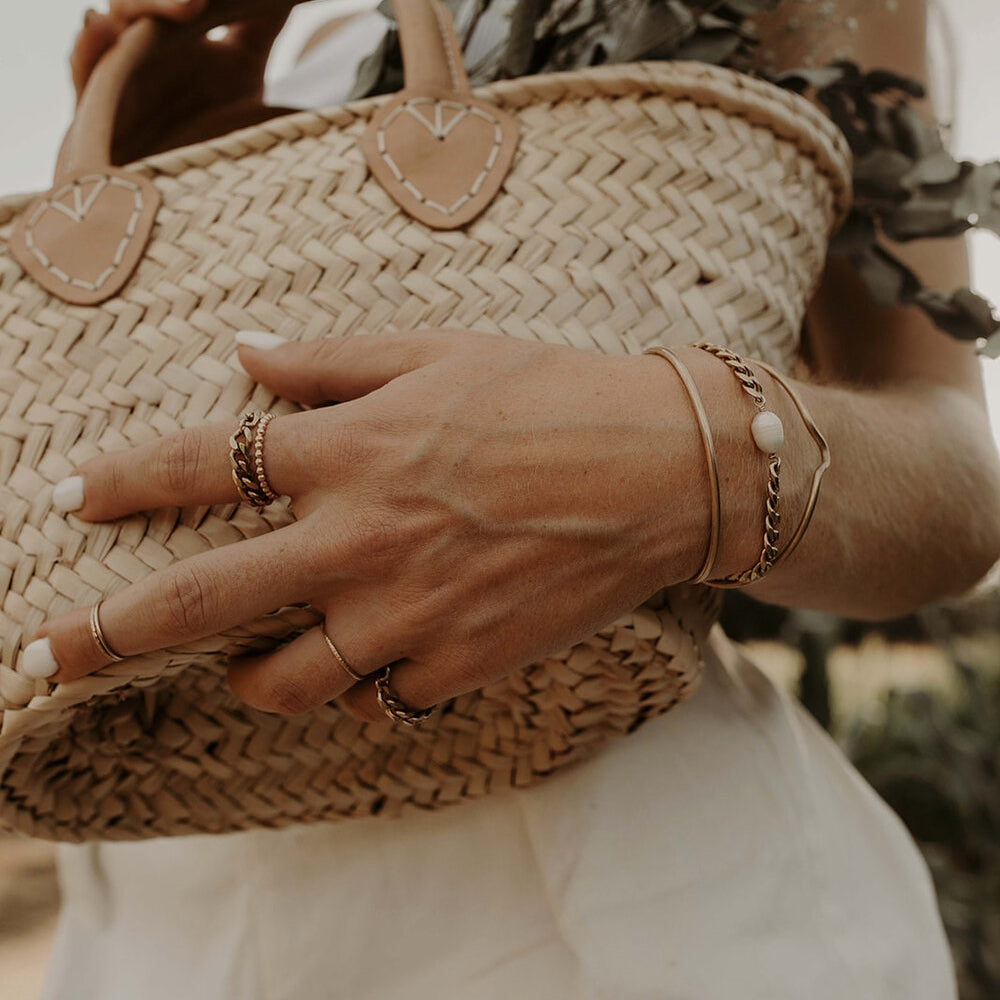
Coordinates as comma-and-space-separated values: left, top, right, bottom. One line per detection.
0, 60, 851, 841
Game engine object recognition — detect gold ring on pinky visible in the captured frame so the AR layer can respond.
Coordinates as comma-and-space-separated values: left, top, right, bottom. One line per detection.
230, 410, 279, 507
90, 602, 125, 663
374, 666, 435, 727
322, 630, 366, 683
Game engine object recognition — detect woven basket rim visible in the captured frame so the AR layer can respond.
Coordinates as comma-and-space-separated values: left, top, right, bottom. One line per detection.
0, 60, 853, 225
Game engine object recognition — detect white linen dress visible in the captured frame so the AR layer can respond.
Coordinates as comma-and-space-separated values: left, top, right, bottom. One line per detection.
40, 4, 962, 998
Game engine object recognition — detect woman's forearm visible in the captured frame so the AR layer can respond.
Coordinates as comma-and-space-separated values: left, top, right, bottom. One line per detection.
657, 347, 1000, 620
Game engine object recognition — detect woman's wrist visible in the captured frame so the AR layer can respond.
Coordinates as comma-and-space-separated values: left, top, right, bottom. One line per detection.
617, 352, 716, 587
632, 346, 813, 587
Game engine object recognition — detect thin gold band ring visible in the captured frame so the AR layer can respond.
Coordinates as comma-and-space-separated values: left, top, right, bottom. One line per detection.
90, 602, 125, 663
322, 630, 366, 683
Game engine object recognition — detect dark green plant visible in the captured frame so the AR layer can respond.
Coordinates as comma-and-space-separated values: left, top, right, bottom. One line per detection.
841, 644, 1000, 999
720, 590, 1000, 996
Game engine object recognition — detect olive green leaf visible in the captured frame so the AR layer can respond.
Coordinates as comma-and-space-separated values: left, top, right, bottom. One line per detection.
902, 149, 963, 188
607, 2, 693, 63
504, 0, 545, 76
913, 287, 1000, 343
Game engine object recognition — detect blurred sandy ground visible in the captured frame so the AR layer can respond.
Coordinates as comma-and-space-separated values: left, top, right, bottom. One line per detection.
0, 836, 59, 1000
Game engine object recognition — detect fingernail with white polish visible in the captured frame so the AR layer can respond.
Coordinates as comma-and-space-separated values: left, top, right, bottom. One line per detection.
235, 331, 288, 351
53, 475, 85, 513
22, 638, 60, 680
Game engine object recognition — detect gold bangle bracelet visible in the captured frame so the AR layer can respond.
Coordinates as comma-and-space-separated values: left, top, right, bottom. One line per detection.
644, 346, 721, 585
754, 360, 831, 572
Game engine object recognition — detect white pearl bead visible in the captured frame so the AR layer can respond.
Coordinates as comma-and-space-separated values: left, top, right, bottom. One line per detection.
751, 411, 784, 453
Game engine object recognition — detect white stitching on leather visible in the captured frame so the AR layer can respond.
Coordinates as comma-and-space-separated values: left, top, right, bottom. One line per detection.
24, 174, 144, 293
430, 0, 460, 93
376, 99, 504, 216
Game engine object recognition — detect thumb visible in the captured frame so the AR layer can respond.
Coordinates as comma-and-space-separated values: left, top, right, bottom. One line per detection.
233, 330, 458, 405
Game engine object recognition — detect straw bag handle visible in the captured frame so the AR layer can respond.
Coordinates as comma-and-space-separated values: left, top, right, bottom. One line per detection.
11, 0, 519, 306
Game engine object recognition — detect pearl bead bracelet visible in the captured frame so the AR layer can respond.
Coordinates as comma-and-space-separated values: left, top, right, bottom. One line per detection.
693, 343, 784, 587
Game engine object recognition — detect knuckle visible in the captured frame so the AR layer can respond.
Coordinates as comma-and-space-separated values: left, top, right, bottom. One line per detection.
341, 509, 404, 569
161, 566, 212, 637
305, 421, 376, 492
324, 420, 373, 469
309, 336, 347, 369
338, 683, 383, 723
425, 639, 487, 701
301, 339, 346, 402
156, 431, 206, 500
82, 453, 128, 511
390, 584, 444, 643
437, 645, 479, 692
261, 674, 318, 716
378, 331, 446, 376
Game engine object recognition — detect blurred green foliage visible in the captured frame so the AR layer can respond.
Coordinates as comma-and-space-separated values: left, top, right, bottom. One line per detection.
721, 592, 1000, 999
843, 642, 1000, 999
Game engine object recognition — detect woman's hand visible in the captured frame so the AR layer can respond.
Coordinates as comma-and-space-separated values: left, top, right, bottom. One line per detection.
71, 0, 297, 162
29, 331, 713, 721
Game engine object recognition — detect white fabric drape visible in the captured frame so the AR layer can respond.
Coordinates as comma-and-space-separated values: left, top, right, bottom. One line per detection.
42, 632, 957, 1000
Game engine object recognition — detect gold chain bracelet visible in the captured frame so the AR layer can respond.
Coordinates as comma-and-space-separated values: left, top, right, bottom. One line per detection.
694, 344, 784, 588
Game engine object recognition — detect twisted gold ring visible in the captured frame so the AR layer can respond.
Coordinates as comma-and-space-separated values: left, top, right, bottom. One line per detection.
230, 410, 279, 507
374, 667, 435, 727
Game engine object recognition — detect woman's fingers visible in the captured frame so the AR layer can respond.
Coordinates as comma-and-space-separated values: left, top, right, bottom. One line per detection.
71, 10, 120, 98
51, 329, 474, 523
227, 593, 461, 720
338, 657, 447, 724
108, 0, 208, 26
227, 614, 397, 715
53, 415, 308, 522
235, 329, 462, 406
72, 2, 208, 99
30, 519, 325, 683
230, 640, 448, 724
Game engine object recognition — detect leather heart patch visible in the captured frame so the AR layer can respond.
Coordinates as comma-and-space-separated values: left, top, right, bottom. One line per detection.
362, 91, 519, 230
11, 167, 160, 306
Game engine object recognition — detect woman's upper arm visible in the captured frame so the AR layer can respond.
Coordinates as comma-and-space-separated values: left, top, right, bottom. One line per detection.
752, 0, 986, 405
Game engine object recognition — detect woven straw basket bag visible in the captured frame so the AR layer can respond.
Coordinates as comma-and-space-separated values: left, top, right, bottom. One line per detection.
0, 0, 851, 841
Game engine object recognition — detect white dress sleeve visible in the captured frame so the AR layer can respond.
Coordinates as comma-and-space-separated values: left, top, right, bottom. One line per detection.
264, 9, 390, 111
